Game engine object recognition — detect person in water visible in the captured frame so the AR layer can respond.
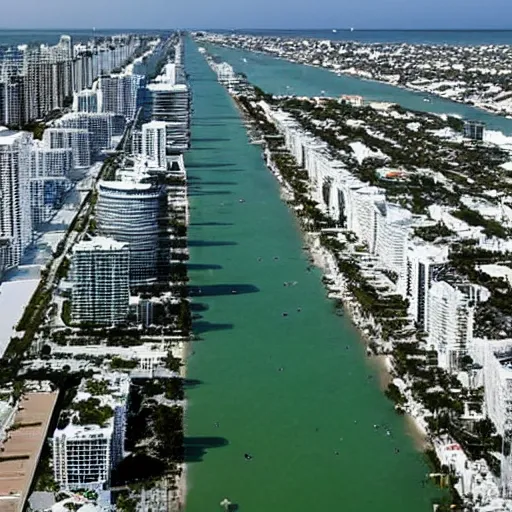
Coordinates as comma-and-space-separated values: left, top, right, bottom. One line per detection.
244, 453, 253, 460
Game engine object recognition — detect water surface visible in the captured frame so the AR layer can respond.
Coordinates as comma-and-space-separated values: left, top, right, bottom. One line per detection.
207, 43, 512, 134
185, 38, 438, 512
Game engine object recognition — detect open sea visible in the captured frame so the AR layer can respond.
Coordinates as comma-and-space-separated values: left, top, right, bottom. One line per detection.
2, 28, 512, 47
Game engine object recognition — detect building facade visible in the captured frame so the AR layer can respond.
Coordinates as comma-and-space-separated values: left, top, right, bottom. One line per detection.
0, 129, 33, 268
96, 179, 163, 286
52, 373, 129, 489
70, 237, 130, 325
30, 142, 73, 225
141, 120, 167, 169
428, 281, 490, 371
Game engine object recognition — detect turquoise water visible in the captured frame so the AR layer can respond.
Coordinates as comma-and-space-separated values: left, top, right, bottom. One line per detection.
206, 44, 512, 135
185, 38, 439, 512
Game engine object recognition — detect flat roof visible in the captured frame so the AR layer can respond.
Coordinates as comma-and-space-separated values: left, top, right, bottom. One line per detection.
0, 392, 58, 512
73, 236, 128, 252
147, 83, 188, 92
0, 129, 26, 145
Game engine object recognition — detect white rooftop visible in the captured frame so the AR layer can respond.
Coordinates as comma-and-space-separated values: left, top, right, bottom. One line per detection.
147, 83, 188, 92
98, 179, 155, 191
0, 127, 29, 145
478, 264, 512, 285
73, 236, 128, 252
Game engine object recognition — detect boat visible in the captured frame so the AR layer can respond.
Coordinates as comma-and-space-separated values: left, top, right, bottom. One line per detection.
423, 97, 431, 102
350, 27, 355, 32
242, 58, 247, 63
332, 29, 337, 33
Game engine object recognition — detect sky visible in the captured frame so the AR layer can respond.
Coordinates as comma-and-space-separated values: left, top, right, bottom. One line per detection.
1, 0, 512, 30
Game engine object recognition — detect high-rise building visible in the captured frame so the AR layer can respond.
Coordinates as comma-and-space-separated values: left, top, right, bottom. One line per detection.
97, 74, 145, 119
141, 121, 167, 169
399, 242, 449, 330
52, 373, 129, 489
145, 62, 190, 154
70, 237, 130, 325
54, 112, 114, 156
2, 77, 24, 126
43, 128, 91, 169
0, 128, 33, 268
30, 142, 73, 225
72, 88, 101, 113
428, 281, 490, 371
96, 178, 164, 286
131, 129, 142, 155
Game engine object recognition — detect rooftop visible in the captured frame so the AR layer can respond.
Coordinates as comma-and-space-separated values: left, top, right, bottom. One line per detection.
0, 392, 58, 512
73, 236, 128, 253
0, 128, 28, 145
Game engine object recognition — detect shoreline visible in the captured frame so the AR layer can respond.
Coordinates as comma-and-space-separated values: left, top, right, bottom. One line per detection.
212, 43, 512, 121
174, 339, 188, 511
260, 144, 432, 452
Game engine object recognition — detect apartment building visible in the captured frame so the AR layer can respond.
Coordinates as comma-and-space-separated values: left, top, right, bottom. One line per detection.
72, 88, 102, 113
54, 112, 114, 156
97, 74, 145, 119
43, 128, 91, 169
146, 66, 190, 154
399, 242, 449, 330
428, 281, 490, 371
0, 128, 33, 268
70, 237, 130, 325
52, 373, 130, 489
96, 177, 164, 286
141, 120, 167, 169
30, 141, 73, 224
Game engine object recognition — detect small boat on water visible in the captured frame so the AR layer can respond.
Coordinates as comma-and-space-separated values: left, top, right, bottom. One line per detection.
423, 97, 431, 103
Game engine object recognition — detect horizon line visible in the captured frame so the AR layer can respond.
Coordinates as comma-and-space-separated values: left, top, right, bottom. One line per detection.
2, 27, 512, 32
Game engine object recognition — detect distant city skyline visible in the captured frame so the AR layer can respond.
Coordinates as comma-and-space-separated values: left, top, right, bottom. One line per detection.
1, 0, 512, 31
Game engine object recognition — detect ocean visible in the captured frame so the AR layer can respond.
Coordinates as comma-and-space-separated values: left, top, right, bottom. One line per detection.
212, 28, 512, 45
0, 29, 168, 47
2, 28, 512, 47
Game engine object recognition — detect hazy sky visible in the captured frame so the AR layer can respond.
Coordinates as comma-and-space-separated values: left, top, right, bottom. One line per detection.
1, 0, 511, 30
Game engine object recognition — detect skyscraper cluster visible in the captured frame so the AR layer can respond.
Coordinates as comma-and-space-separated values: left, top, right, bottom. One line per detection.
0, 34, 147, 278
0, 34, 141, 127
69, 40, 190, 327
141, 41, 191, 157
